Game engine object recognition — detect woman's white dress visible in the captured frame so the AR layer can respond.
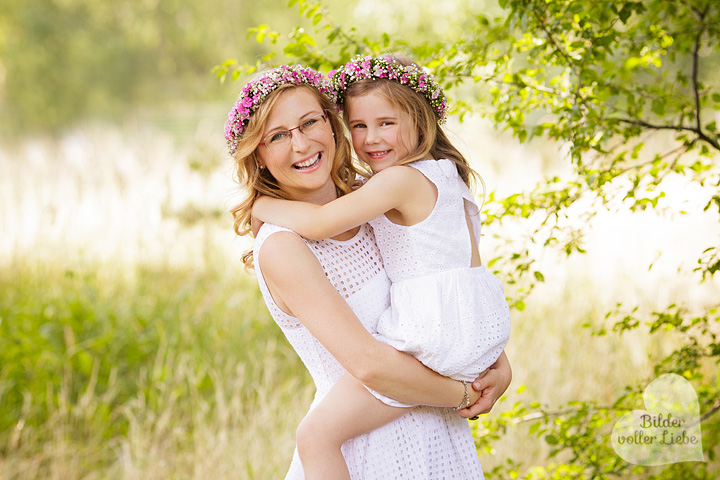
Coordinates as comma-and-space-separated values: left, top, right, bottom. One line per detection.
369, 159, 511, 385
253, 222, 484, 480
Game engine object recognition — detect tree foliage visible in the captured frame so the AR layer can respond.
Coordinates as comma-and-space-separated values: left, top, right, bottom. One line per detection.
221, 0, 720, 477
0, 0, 293, 133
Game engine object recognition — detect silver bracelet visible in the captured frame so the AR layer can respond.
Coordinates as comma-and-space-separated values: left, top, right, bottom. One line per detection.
454, 380, 470, 411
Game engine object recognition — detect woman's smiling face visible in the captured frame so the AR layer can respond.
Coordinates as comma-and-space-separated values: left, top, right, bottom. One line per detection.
258, 88, 337, 202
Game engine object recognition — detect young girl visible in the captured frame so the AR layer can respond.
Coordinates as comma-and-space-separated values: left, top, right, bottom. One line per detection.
252, 55, 511, 479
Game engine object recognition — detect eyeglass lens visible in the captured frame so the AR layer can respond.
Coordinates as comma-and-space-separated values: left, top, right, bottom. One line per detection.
262, 113, 327, 149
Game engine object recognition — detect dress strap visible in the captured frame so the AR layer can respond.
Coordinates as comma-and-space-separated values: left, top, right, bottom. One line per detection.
438, 159, 483, 245
411, 158, 484, 245
254, 223, 300, 254
253, 223, 305, 328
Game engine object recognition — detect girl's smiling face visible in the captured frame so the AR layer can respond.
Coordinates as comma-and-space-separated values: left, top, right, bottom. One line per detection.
346, 91, 419, 173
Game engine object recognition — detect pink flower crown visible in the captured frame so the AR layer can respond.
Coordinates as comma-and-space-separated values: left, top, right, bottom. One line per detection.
329, 55, 448, 122
225, 65, 332, 155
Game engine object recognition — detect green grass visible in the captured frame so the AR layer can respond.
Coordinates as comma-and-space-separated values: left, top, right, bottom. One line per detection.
0, 257, 314, 479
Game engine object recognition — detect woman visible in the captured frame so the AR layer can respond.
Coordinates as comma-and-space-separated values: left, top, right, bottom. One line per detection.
226, 65, 511, 479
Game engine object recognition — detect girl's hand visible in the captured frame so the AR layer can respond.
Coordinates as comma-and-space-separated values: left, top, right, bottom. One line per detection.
251, 215, 264, 236
456, 351, 511, 419
251, 196, 270, 236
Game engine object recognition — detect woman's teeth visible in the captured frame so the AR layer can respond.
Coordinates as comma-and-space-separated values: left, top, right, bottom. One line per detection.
294, 153, 321, 169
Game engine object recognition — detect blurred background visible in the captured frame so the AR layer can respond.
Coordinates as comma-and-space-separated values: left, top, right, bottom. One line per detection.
1, 0, 718, 479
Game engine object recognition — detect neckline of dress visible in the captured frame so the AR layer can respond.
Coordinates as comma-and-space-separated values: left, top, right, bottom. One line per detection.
318, 223, 366, 245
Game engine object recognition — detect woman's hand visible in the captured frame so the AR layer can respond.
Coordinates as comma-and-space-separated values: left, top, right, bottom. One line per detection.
456, 351, 511, 419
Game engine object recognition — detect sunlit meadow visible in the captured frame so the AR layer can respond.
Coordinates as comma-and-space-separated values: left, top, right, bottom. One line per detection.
1, 106, 718, 478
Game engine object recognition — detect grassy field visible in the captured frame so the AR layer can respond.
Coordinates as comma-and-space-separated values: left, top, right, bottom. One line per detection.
0, 258, 316, 480
1, 120, 718, 479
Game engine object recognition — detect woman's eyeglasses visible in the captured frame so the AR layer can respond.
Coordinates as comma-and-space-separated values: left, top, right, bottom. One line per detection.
259, 112, 329, 150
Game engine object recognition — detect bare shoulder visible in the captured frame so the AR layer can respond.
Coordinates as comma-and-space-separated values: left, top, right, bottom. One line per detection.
256, 229, 341, 316
257, 231, 312, 276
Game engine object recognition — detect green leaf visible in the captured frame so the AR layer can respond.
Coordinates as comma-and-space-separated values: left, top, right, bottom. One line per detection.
624, 57, 643, 70
618, 4, 633, 23
651, 99, 665, 116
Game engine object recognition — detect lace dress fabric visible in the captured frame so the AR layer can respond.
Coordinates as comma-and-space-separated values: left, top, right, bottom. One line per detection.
369, 159, 511, 388
253, 222, 484, 480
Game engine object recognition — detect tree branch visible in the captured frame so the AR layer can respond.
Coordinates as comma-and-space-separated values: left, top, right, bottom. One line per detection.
530, 2, 588, 111
614, 117, 720, 152
685, 398, 720, 429
606, 144, 687, 178
530, 5, 577, 71
514, 405, 626, 425
616, 117, 698, 134
700, 399, 720, 423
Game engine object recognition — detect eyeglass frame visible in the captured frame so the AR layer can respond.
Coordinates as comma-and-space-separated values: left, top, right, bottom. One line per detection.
258, 111, 330, 149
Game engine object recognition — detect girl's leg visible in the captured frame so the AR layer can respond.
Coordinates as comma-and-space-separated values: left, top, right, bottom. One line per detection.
296, 372, 409, 480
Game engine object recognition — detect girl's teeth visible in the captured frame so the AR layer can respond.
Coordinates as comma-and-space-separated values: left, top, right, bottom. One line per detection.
370, 151, 389, 157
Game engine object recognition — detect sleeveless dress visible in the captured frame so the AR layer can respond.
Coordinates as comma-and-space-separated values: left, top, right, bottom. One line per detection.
369, 159, 511, 403
253, 222, 484, 480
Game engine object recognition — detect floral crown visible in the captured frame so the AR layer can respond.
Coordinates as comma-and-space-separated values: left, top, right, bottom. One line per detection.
225, 65, 332, 155
329, 55, 448, 122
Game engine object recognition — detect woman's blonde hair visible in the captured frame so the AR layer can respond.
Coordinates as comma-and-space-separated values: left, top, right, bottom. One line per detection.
229, 82, 361, 269
343, 54, 481, 191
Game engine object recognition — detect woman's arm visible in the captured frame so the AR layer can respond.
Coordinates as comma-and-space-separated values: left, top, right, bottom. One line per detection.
252, 166, 434, 240
259, 231, 475, 408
